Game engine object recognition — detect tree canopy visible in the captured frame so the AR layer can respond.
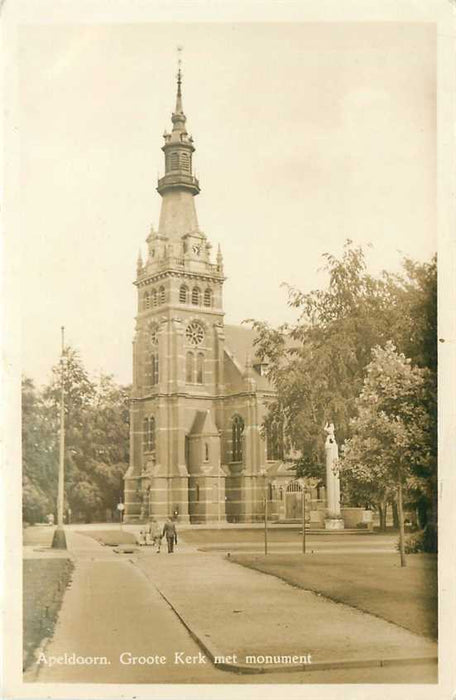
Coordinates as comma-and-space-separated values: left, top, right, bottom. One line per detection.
22, 348, 130, 523
248, 241, 437, 520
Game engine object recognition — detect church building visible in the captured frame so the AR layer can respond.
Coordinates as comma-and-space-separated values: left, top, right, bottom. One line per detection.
123, 69, 325, 524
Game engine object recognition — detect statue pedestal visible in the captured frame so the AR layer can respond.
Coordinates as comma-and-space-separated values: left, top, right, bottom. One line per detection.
324, 517, 344, 530
324, 428, 344, 530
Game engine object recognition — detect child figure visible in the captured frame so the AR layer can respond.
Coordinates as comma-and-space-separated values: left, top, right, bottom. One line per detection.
148, 516, 162, 553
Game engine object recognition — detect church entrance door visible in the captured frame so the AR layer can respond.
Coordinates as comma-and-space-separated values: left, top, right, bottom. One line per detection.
285, 481, 302, 520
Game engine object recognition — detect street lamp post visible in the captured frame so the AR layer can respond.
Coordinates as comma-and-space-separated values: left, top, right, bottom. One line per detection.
302, 482, 306, 555
263, 472, 268, 556
52, 326, 67, 550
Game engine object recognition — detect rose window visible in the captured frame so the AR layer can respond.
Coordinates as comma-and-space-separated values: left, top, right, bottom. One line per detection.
186, 321, 204, 346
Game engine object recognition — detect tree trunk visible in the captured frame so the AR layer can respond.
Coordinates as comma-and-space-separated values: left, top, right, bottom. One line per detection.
397, 481, 407, 567
378, 504, 383, 531
392, 501, 399, 529
378, 502, 387, 531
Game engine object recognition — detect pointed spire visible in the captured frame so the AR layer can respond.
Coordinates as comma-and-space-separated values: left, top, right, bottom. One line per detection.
217, 244, 224, 272
175, 46, 183, 114
137, 249, 143, 275
172, 46, 186, 129
157, 48, 200, 200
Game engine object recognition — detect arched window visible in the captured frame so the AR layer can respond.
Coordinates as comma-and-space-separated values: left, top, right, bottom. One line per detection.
143, 416, 156, 456
181, 152, 190, 171
268, 483, 273, 501
196, 353, 204, 384
159, 286, 166, 305
151, 288, 157, 307
145, 292, 150, 309
191, 287, 201, 306
195, 483, 200, 501
186, 352, 194, 383
179, 285, 188, 303
266, 421, 284, 461
205, 443, 209, 461
170, 151, 179, 170
231, 415, 244, 462
204, 288, 212, 307
146, 352, 159, 387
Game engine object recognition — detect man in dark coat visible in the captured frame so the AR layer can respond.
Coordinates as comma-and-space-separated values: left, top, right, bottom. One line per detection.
162, 517, 178, 553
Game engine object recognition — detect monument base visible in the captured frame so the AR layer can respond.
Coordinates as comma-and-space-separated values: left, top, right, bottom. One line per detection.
324, 517, 344, 530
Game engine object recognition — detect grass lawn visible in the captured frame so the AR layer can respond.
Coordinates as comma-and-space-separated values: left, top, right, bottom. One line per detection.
23, 558, 74, 670
182, 528, 310, 545
23, 525, 55, 547
229, 552, 437, 640
77, 529, 138, 546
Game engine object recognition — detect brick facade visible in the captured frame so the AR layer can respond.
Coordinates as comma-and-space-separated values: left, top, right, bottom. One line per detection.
123, 69, 324, 524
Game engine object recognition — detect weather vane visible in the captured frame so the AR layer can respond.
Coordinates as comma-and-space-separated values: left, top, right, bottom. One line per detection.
177, 45, 183, 78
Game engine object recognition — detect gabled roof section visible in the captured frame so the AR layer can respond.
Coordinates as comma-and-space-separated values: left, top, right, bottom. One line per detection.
223, 324, 273, 391
189, 410, 219, 436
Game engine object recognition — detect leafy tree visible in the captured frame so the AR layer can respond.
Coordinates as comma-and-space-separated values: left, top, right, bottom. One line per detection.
340, 342, 436, 564
22, 349, 130, 523
22, 377, 56, 522
22, 475, 50, 525
248, 242, 437, 529
385, 256, 437, 373
249, 241, 395, 478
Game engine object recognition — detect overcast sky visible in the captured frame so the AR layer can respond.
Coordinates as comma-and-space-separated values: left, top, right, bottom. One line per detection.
17, 22, 435, 386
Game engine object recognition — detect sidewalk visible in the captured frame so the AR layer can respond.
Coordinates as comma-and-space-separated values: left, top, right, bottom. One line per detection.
25, 530, 437, 681
134, 549, 437, 673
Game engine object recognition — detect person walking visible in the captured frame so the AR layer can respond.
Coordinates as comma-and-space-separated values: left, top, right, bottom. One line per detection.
148, 516, 162, 553
162, 517, 177, 554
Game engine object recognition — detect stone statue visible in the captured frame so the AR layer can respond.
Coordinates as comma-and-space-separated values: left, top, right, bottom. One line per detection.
324, 421, 335, 445
323, 421, 344, 530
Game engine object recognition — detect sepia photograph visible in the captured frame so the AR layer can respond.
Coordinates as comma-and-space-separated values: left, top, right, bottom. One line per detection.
2, 1, 455, 699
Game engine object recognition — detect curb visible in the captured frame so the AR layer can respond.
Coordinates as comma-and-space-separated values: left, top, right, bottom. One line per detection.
141, 569, 437, 675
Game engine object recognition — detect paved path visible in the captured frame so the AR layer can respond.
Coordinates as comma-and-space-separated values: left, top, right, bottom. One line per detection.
134, 549, 437, 668
25, 530, 437, 684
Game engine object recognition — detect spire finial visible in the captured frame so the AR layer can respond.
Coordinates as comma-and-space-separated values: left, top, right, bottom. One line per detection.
176, 45, 183, 107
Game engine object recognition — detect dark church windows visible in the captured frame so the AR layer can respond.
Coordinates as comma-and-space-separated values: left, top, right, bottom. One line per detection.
186, 352, 194, 383
180, 285, 189, 303
268, 483, 273, 501
231, 415, 244, 462
159, 286, 166, 305
266, 421, 284, 461
181, 152, 190, 171
151, 288, 158, 307
170, 151, 179, 170
143, 416, 156, 457
151, 353, 159, 385
204, 288, 212, 307
204, 443, 209, 462
186, 351, 205, 384
145, 352, 159, 387
186, 321, 204, 346
191, 287, 201, 306
196, 353, 204, 384
195, 483, 200, 501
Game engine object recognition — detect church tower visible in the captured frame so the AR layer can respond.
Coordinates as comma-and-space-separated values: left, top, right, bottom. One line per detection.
124, 63, 227, 523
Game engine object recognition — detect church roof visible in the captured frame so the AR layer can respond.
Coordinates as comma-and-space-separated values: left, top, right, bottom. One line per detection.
189, 410, 219, 436
224, 324, 260, 362
223, 324, 273, 391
